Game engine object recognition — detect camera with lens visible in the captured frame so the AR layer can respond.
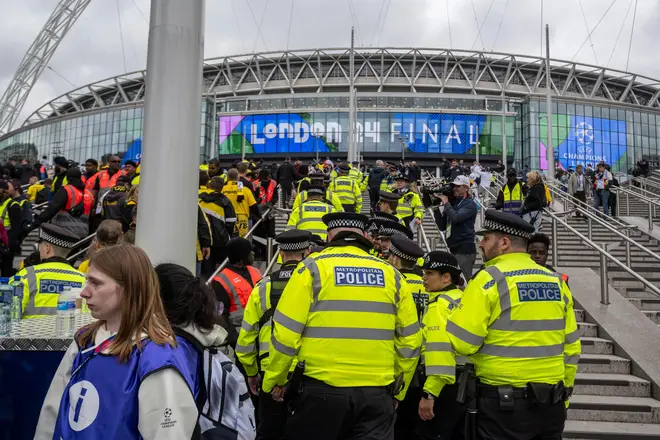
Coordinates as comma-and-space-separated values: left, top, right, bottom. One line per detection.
421, 183, 454, 208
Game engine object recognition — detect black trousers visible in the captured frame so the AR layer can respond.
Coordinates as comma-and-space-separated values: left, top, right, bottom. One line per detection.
369, 187, 380, 211
285, 378, 395, 440
342, 204, 356, 213
574, 191, 587, 217
257, 390, 287, 440
395, 384, 466, 440
0, 250, 15, 277
476, 396, 566, 440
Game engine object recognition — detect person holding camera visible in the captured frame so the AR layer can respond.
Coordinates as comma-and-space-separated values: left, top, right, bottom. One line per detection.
434, 176, 477, 279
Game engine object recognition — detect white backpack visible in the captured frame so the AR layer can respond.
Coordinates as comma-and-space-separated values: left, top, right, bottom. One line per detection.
175, 328, 257, 440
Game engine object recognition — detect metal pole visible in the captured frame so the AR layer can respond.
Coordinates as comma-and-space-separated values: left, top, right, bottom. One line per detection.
626, 191, 630, 216
600, 244, 610, 305
431, 237, 437, 251
501, 89, 507, 175
649, 202, 654, 231
136, 0, 205, 273
417, 225, 423, 247
436, 167, 440, 179
625, 229, 631, 268
545, 24, 555, 180
588, 216, 592, 240
241, 135, 246, 162
266, 237, 274, 264
264, 246, 281, 275
551, 216, 558, 267
348, 27, 356, 163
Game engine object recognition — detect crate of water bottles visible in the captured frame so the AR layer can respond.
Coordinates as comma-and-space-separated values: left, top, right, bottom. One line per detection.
0, 280, 94, 351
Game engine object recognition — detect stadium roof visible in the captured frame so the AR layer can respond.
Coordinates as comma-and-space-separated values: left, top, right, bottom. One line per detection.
23, 47, 660, 126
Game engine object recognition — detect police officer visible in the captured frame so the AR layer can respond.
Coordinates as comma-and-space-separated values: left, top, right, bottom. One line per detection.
378, 190, 402, 218
378, 220, 413, 257
17, 224, 85, 318
495, 168, 526, 215
286, 186, 336, 241
262, 212, 422, 440
292, 173, 343, 212
416, 251, 465, 440
447, 210, 581, 439
236, 230, 312, 440
330, 163, 362, 213
391, 174, 424, 227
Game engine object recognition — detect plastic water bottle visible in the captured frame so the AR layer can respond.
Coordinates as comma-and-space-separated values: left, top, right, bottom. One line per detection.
0, 278, 13, 336
56, 286, 76, 338
11, 276, 23, 323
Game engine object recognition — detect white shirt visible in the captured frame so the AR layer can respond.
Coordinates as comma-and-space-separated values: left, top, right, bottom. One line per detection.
576, 174, 584, 192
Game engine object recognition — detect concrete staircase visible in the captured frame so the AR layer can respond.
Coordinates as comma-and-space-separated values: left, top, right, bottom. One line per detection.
564, 307, 660, 439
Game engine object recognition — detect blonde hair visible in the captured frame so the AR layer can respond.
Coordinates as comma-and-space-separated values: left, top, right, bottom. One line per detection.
527, 171, 542, 186
76, 245, 175, 362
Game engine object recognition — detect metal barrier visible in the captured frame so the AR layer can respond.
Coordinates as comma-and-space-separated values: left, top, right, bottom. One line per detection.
544, 208, 660, 304
615, 186, 660, 230
205, 208, 272, 285
66, 233, 97, 262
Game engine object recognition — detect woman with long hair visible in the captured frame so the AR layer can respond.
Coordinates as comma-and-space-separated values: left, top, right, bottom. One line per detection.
36, 245, 200, 439
78, 219, 124, 273
521, 170, 547, 233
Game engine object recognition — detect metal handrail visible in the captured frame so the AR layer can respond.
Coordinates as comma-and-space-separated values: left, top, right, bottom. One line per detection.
629, 175, 660, 193
20, 180, 44, 191
545, 208, 660, 304
417, 222, 431, 252
67, 245, 92, 262
264, 245, 281, 275
622, 183, 660, 200
615, 186, 660, 231
206, 208, 272, 285
65, 233, 97, 262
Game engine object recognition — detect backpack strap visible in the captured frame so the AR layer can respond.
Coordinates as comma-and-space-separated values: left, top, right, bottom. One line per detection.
173, 327, 207, 440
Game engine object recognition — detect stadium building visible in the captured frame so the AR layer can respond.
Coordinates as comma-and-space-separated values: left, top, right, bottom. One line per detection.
1, 48, 660, 172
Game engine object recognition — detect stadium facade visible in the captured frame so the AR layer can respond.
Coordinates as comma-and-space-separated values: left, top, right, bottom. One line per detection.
1, 48, 660, 172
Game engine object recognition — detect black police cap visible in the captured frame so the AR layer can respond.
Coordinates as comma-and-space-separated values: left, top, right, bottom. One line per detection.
389, 235, 424, 262
506, 168, 517, 177
40, 223, 82, 249
371, 211, 400, 224
338, 163, 351, 172
276, 230, 313, 251
378, 221, 413, 240
395, 172, 410, 181
378, 191, 402, 204
306, 185, 325, 196
323, 212, 369, 231
477, 209, 535, 239
422, 251, 463, 282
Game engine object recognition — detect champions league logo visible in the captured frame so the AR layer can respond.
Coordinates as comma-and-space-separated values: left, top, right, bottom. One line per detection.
576, 122, 594, 146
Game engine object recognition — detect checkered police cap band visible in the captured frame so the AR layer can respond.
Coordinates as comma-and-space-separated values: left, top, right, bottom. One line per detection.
278, 241, 310, 251
368, 222, 379, 234
482, 219, 532, 239
40, 230, 75, 249
379, 226, 407, 238
307, 188, 324, 196
389, 244, 417, 261
326, 218, 366, 230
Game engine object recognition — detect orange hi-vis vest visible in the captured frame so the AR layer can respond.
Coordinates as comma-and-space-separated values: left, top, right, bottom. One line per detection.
214, 266, 262, 326
83, 171, 100, 192
64, 185, 93, 216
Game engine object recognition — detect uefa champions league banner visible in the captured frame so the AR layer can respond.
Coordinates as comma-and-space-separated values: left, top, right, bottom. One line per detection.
219, 112, 500, 155
540, 115, 627, 171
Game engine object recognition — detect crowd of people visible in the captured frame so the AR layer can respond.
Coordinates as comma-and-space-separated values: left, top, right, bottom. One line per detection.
0, 151, 591, 440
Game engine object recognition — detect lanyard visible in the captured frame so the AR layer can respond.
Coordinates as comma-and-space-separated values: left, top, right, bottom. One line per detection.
70, 334, 116, 379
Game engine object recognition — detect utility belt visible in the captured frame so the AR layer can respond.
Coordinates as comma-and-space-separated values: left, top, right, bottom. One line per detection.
301, 373, 402, 397
477, 381, 572, 409
411, 363, 466, 390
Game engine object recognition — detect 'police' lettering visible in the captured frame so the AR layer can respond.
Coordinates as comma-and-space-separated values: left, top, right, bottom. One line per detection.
40, 280, 84, 294
279, 270, 293, 279
517, 282, 562, 302
304, 206, 328, 213
334, 267, 385, 287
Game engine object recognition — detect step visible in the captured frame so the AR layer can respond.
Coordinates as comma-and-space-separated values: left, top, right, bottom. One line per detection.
578, 354, 631, 374
580, 337, 614, 355
642, 311, 660, 324
564, 420, 660, 439
568, 395, 660, 424
628, 298, 660, 311
574, 373, 651, 397
578, 322, 598, 338
575, 309, 585, 322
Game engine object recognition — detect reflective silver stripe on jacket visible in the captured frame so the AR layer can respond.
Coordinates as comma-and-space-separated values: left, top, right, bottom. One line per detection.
24, 266, 56, 316
480, 266, 566, 358
201, 207, 225, 222
258, 277, 270, 314
436, 294, 461, 310
217, 272, 245, 326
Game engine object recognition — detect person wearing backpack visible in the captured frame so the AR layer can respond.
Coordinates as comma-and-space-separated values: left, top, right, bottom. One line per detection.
199, 172, 235, 277
236, 230, 312, 440
0, 180, 22, 276
156, 263, 257, 440
8, 179, 33, 239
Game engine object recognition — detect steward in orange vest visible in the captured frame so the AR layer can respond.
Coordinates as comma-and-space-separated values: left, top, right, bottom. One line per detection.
32, 168, 91, 228
211, 237, 262, 346
82, 159, 100, 192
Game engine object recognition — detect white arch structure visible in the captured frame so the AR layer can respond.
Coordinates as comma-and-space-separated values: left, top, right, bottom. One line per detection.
0, 0, 92, 136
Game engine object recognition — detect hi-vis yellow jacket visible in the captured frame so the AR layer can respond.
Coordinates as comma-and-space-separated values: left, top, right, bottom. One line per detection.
286, 200, 335, 241
330, 176, 362, 212
292, 189, 343, 212
447, 253, 581, 391
262, 242, 422, 400
421, 287, 462, 397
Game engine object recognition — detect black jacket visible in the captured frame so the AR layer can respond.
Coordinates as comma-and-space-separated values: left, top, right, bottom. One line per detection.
275, 162, 297, 188
197, 206, 212, 249
368, 167, 388, 189
521, 183, 546, 215
436, 196, 477, 255
19, 164, 34, 185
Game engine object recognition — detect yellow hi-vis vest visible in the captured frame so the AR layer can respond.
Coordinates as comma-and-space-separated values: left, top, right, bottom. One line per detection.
421, 287, 463, 397
292, 189, 343, 212
446, 253, 581, 389
286, 200, 335, 241
395, 190, 424, 221
401, 271, 429, 322
331, 176, 362, 210
0, 198, 17, 229
19, 261, 86, 318
502, 183, 524, 215
261, 245, 422, 400
236, 261, 300, 376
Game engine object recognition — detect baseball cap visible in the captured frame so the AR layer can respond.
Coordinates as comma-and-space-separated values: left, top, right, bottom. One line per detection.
452, 175, 471, 186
